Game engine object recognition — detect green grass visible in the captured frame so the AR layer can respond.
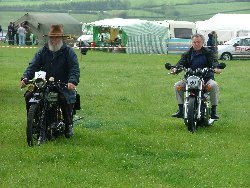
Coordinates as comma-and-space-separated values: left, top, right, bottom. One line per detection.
0, 46, 249, 187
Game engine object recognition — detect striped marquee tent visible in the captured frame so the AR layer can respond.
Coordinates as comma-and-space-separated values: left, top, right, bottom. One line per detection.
124, 21, 168, 54
87, 18, 169, 54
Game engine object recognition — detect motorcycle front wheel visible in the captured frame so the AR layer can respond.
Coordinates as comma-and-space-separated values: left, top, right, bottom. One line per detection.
203, 103, 210, 126
26, 104, 40, 147
187, 97, 198, 133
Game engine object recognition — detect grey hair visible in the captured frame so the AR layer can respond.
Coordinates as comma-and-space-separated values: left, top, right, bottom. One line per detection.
191, 33, 205, 42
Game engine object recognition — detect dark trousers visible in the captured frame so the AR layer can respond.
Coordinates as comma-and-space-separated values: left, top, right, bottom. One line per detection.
59, 94, 73, 126
8, 34, 14, 45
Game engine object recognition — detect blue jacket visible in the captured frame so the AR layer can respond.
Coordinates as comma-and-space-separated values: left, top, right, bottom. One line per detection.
176, 46, 218, 82
22, 43, 80, 104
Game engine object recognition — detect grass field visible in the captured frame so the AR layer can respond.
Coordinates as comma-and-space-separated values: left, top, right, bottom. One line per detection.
0, 45, 249, 187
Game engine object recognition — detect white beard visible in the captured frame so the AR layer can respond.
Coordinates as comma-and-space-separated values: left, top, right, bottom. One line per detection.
48, 40, 63, 52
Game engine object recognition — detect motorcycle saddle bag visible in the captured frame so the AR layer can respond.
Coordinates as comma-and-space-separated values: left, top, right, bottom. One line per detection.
74, 93, 81, 110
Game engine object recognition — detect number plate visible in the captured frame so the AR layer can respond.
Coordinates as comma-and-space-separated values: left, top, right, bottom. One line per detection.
35, 71, 46, 79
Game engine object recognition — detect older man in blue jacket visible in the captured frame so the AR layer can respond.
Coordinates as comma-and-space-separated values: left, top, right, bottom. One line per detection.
20, 25, 80, 142
171, 34, 221, 119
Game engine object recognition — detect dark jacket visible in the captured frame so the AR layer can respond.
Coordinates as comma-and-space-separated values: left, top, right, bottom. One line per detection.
22, 42, 80, 104
176, 46, 218, 81
7, 24, 15, 36
207, 33, 213, 47
207, 33, 217, 52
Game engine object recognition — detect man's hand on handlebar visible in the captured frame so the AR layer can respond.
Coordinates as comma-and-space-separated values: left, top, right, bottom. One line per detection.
214, 68, 222, 74
68, 83, 76, 90
171, 68, 178, 74
20, 78, 28, 88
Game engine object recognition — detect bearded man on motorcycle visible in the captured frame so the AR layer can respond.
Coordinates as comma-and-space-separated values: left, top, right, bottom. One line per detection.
171, 33, 222, 119
20, 25, 80, 141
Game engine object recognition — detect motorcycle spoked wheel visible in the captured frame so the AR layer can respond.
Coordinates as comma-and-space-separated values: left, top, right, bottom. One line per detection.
46, 107, 65, 140
187, 97, 198, 133
46, 123, 63, 141
46, 109, 56, 141
27, 104, 40, 147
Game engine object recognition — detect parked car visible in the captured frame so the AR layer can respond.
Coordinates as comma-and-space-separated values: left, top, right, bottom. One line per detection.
0, 31, 7, 43
218, 36, 250, 60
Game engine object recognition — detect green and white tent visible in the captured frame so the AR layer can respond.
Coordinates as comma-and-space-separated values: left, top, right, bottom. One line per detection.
14, 13, 82, 44
87, 18, 169, 54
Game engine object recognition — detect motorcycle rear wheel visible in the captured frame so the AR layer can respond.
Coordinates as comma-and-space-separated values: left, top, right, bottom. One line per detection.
27, 104, 40, 147
187, 97, 197, 133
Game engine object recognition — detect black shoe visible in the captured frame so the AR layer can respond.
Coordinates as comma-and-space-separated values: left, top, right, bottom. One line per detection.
65, 124, 74, 138
171, 110, 184, 118
211, 114, 219, 119
211, 105, 219, 119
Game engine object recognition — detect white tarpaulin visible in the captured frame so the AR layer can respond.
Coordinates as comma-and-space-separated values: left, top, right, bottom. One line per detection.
196, 13, 250, 43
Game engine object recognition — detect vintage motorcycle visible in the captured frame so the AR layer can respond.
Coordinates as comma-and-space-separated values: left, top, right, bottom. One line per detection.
165, 62, 226, 133
24, 71, 81, 146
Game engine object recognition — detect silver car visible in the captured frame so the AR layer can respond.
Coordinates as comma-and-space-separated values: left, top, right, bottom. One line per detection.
218, 36, 250, 60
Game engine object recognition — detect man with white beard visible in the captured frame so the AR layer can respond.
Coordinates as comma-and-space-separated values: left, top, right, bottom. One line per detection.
20, 25, 80, 143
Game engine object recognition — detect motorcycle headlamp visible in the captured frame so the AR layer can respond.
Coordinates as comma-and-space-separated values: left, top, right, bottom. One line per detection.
35, 78, 46, 89
187, 76, 200, 89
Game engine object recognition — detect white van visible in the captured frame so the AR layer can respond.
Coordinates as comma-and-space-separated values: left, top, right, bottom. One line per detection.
218, 36, 250, 60
73, 34, 93, 48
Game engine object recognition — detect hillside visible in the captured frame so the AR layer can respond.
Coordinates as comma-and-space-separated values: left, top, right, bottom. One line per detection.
0, 0, 249, 30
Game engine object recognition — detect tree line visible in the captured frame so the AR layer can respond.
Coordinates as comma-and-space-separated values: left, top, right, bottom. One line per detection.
0, 0, 248, 14
0, 0, 130, 12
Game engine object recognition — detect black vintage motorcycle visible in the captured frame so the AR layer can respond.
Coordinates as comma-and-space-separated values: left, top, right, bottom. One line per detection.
24, 71, 81, 146
165, 62, 226, 133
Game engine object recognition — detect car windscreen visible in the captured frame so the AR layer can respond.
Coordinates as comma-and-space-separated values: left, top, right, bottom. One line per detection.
224, 38, 240, 45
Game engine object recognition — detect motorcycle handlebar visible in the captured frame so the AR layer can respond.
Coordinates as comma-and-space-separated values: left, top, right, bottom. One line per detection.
215, 62, 226, 69
23, 79, 67, 88
165, 62, 226, 73
165, 63, 183, 75
165, 63, 173, 70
